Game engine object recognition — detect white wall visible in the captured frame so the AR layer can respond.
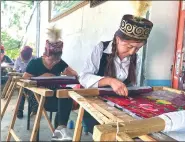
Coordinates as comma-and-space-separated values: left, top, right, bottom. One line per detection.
39, 1, 179, 86
145, 1, 179, 86
39, 1, 135, 73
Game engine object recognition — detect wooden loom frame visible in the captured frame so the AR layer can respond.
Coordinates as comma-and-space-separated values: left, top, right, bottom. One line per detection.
5, 79, 55, 141
1, 72, 23, 119
1, 72, 23, 99
4, 78, 97, 141
59, 86, 184, 141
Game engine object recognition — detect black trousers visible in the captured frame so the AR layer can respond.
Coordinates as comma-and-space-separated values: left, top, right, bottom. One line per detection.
18, 89, 38, 113
83, 111, 99, 134
44, 95, 73, 126
19, 87, 73, 126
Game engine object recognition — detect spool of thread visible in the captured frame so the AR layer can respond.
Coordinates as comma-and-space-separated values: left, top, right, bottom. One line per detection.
67, 120, 74, 129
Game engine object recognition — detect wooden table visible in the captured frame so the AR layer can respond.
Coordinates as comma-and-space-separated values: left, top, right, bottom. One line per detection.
6, 80, 55, 141
64, 86, 183, 141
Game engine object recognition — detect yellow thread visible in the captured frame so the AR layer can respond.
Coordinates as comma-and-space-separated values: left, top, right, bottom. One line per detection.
156, 100, 172, 105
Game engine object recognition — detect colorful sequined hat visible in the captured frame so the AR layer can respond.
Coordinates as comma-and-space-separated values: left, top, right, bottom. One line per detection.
44, 24, 63, 56
115, 1, 153, 41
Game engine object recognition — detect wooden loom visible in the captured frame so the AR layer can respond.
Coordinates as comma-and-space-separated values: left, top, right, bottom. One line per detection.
1, 72, 23, 99
58, 86, 185, 141
1, 72, 23, 120
5, 76, 85, 141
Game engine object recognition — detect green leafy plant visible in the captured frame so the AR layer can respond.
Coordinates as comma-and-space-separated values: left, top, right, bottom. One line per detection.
1, 1, 34, 59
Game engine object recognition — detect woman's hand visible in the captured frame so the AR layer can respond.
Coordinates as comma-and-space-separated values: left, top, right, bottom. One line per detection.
39, 73, 56, 77
62, 67, 78, 77
109, 78, 128, 96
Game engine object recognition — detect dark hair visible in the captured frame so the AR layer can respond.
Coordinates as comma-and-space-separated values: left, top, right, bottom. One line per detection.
104, 34, 145, 85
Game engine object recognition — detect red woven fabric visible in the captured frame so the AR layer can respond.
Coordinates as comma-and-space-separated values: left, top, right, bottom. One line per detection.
101, 91, 185, 118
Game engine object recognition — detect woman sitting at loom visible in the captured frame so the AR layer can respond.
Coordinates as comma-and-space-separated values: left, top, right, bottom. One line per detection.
78, 2, 153, 134
23, 25, 77, 141
14, 46, 37, 119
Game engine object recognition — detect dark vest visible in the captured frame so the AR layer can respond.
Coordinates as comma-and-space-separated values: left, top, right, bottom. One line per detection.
96, 41, 130, 86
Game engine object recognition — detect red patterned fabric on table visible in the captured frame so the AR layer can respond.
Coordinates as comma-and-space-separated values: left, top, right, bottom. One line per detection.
101, 90, 185, 118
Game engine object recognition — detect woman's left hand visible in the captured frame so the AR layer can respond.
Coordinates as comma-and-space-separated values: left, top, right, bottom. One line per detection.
62, 67, 78, 77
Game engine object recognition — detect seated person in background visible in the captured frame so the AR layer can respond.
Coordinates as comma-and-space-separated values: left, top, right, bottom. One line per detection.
79, 13, 153, 133
23, 25, 77, 141
1, 44, 14, 84
14, 46, 36, 73
14, 46, 37, 118
0, 44, 14, 65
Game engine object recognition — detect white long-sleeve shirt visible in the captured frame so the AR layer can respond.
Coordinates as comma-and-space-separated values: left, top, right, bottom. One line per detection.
13, 56, 36, 73
79, 41, 130, 88
158, 110, 185, 132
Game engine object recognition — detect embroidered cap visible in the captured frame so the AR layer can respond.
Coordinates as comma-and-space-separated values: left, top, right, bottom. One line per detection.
115, 14, 153, 41
116, 1, 153, 41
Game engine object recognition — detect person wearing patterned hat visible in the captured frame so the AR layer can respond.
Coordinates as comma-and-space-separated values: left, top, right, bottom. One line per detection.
14, 46, 37, 119
23, 25, 77, 141
79, 1, 153, 134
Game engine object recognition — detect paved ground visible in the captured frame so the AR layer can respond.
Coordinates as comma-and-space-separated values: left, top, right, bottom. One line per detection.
1, 89, 93, 141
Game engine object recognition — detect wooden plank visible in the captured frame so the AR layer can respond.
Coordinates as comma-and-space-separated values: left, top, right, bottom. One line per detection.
139, 135, 157, 141
93, 117, 165, 141
30, 96, 45, 141
88, 98, 134, 122
18, 82, 37, 88
6, 87, 23, 141
152, 86, 185, 95
1, 82, 16, 120
91, 103, 124, 122
116, 132, 134, 141
34, 93, 54, 133
8, 72, 23, 76
163, 86, 185, 94
19, 79, 37, 84
10, 129, 21, 141
17, 82, 54, 97
12, 76, 23, 81
68, 91, 111, 124
18, 80, 37, 87
152, 86, 164, 91
56, 88, 99, 98
73, 106, 84, 141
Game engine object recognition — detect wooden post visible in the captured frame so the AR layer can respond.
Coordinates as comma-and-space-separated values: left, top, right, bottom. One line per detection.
73, 106, 84, 141
30, 96, 45, 141
34, 93, 54, 133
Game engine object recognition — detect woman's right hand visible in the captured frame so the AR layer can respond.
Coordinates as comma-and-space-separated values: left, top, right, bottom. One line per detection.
109, 78, 128, 96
